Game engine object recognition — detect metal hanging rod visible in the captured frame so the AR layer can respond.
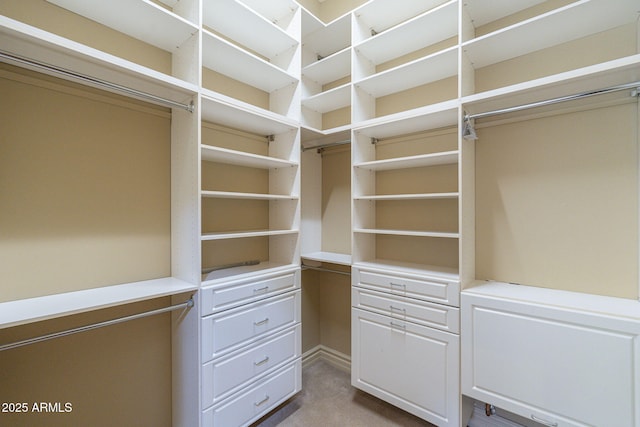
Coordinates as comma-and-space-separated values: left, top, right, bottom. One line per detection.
301, 264, 351, 276
0, 50, 194, 113
0, 298, 194, 352
464, 81, 640, 122
301, 139, 351, 153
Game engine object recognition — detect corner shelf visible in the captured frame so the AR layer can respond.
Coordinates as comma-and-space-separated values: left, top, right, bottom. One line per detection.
302, 83, 351, 113
301, 251, 352, 266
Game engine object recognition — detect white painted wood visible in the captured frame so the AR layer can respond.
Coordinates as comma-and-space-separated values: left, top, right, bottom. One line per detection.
462, 0, 547, 28
354, 0, 458, 66
0, 278, 197, 329
354, 192, 459, 200
355, 46, 458, 98
201, 91, 298, 136
302, 48, 351, 85
354, 150, 459, 170
302, 83, 351, 113
461, 283, 640, 427
200, 145, 297, 169
0, 16, 198, 102
353, 228, 459, 239
47, 0, 198, 52
201, 229, 299, 241
201, 191, 297, 201
201, 290, 301, 362
201, 325, 300, 406
203, 0, 298, 60
202, 262, 300, 284
351, 308, 460, 426
302, 14, 351, 66
239, 0, 300, 32
202, 29, 298, 93
352, 287, 460, 333
202, 359, 301, 426
462, 0, 640, 69
301, 251, 352, 265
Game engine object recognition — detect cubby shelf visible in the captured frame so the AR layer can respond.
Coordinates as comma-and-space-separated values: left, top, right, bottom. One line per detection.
354, 150, 458, 170
47, 0, 198, 52
302, 13, 351, 66
461, 0, 639, 70
203, 0, 298, 61
302, 47, 351, 86
202, 29, 298, 93
302, 83, 350, 113
201, 144, 297, 169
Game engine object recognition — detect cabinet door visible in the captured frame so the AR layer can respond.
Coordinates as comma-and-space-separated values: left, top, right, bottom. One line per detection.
351, 308, 459, 426
461, 292, 640, 427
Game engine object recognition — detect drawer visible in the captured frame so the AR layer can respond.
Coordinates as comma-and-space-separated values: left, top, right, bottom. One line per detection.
352, 287, 459, 334
202, 359, 301, 427
202, 324, 301, 407
201, 270, 299, 315
355, 268, 459, 306
202, 290, 301, 362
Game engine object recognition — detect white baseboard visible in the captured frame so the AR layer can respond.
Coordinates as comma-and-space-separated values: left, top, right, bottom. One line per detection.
302, 345, 351, 373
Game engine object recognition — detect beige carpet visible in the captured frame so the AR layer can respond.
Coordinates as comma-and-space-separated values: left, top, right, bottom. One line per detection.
253, 359, 436, 427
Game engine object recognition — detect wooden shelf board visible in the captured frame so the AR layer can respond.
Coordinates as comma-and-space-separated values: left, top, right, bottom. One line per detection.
200, 90, 298, 136
0, 277, 197, 329
46, 0, 198, 52
201, 190, 298, 200
354, 150, 459, 170
302, 83, 351, 113
0, 16, 197, 105
353, 100, 459, 138
353, 259, 459, 282
202, 261, 299, 284
301, 251, 352, 266
462, 0, 639, 69
303, 47, 351, 85
353, 228, 459, 239
201, 144, 297, 169
355, 192, 459, 201
203, 0, 297, 60
201, 229, 299, 241
355, 46, 457, 98
354, 0, 457, 65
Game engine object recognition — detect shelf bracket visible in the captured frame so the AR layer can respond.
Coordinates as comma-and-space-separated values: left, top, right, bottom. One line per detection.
370, 137, 379, 145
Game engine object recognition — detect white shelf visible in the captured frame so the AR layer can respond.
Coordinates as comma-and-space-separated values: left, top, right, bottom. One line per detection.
355, 46, 457, 98
354, 228, 459, 239
353, 101, 459, 138
354, 0, 458, 65
302, 83, 351, 113
201, 90, 298, 136
461, 54, 640, 117
354, 150, 458, 171
353, 259, 459, 282
353, 0, 451, 41
301, 251, 352, 266
0, 278, 197, 329
201, 229, 299, 241
201, 190, 297, 200
462, 0, 547, 29
0, 16, 197, 106
203, 0, 298, 60
355, 192, 459, 200
202, 261, 299, 284
303, 48, 351, 85
462, 0, 639, 70
202, 29, 298, 93
201, 144, 297, 169
302, 13, 351, 65
46, 0, 198, 52
239, 0, 299, 29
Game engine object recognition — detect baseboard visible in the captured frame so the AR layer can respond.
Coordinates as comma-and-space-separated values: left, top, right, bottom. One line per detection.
302, 345, 351, 373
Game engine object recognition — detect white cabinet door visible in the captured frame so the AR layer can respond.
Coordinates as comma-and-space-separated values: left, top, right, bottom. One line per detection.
462, 290, 640, 427
351, 308, 459, 426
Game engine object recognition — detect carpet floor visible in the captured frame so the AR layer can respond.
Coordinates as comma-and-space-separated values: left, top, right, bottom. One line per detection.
253, 359, 436, 427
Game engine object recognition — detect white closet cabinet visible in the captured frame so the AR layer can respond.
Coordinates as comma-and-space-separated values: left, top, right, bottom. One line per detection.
462, 282, 640, 427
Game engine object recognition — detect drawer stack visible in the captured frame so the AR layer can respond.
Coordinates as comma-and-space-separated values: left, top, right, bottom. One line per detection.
200, 268, 302, 427
351, 265, 460, 426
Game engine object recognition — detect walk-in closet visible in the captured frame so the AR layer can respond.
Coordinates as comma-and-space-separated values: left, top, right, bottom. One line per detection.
1, 1, 639, 427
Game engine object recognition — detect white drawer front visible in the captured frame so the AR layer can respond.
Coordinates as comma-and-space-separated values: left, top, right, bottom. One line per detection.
352, 287, 459, 333
202, 359, 301, 427
202, 325, 301, 407
355, 268, 459, 307
351, 308, 459, 426
201, 271, 299, 315
202, 290, 301, 362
